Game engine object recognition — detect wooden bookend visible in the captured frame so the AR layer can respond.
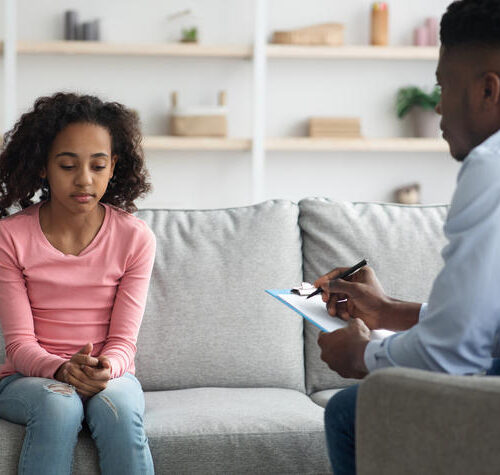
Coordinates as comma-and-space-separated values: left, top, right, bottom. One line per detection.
219, 91, 227, 106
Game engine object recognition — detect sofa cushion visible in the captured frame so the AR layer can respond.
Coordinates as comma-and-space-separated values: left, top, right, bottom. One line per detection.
310, 389, 343, 408
134, 200, 304, 391
0, 387, 332, 474
299, 198, 448, 394
0, 420, 100, 475
144, 387, 331, 474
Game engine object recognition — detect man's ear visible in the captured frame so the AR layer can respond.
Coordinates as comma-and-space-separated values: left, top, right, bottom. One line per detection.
482, 72, 500, 105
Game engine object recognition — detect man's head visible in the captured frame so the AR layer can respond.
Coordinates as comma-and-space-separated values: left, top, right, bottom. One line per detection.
438, 0, 500, 161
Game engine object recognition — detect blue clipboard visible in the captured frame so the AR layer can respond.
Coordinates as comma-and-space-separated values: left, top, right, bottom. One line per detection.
266, 289, 395, 339
265, 288, 346, 333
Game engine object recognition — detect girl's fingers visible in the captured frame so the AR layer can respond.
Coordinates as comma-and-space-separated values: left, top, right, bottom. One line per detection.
66, 372, 98, 393
71, 353, 99, 367
64, 372, 97, 397
82, 365, 110, 382
67, 365, 106, 392
76, 388, 94, 398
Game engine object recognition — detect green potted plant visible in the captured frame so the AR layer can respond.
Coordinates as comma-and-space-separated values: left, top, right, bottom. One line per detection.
396, 86, 441, 137
181, 27, 198, 43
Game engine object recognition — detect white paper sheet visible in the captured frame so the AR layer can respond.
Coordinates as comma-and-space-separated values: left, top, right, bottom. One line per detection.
267, 290, 394, 340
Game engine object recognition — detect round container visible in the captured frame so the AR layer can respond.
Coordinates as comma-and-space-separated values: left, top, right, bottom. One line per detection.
371, 2, 389, 46
426, 17, 439, 46
411, 107, 441, 138
414, 25, 429, 46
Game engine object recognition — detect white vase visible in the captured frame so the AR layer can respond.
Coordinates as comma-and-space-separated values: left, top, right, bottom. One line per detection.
410, 107, 441, 138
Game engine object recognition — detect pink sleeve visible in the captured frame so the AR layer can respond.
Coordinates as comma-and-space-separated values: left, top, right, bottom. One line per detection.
0, 226, 68, 378
100, 227, 156, 378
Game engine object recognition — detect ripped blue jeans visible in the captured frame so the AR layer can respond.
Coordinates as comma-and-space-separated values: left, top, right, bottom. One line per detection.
0, 372, 154, 475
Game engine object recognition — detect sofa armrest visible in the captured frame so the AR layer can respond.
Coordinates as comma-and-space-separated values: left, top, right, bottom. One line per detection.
356, 367, 500, 475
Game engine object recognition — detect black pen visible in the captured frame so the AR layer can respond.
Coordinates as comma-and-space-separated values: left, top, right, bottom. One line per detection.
306, 259, 368, 299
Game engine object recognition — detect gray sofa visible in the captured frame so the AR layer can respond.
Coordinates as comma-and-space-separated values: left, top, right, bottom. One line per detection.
0, 197, 458, 474
357, 367, 500, 475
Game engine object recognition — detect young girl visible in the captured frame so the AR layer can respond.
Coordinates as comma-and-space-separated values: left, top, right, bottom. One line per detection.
0, 92, 156, 474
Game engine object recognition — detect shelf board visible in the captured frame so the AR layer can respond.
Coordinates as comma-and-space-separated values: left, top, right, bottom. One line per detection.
143, 136, 252, 151
12, 41, 252, 58
0, 42, 439, 60
267, 45, 439, 60
143, 136, 448, 152
266, 137, 448, 152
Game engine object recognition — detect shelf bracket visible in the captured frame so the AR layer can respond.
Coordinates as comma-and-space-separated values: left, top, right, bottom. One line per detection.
3, 0, 17, 133
252, 0, 267, 203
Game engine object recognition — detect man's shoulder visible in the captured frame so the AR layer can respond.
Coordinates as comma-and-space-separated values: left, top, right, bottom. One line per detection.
458, 143, 500, 189
446, 144, 500, 232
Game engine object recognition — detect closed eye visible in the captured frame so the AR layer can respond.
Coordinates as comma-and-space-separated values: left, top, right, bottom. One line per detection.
60, 166, 107, 170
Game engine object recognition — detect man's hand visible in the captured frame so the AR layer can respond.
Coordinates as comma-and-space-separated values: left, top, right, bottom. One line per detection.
317, 318, 370, 379
314, 265, 390, 329
54, 343, 111, 398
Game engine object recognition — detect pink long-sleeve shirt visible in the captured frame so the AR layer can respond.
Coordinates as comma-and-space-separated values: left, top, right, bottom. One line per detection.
0, 200, 156, 380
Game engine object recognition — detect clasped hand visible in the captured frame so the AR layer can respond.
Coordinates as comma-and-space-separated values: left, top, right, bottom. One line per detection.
55, 342, 111, 398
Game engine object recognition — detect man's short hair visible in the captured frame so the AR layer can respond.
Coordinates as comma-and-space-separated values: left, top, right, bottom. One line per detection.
441, 0, 500, 49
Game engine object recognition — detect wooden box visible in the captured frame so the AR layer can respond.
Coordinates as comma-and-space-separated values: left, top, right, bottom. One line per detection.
309, 117, 361, 138
272, 23, 344, 46
171, 115, 227, 137
170, 91, 228, 137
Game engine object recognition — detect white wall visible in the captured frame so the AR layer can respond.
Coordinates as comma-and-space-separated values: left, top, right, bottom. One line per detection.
2, 0, 460, 209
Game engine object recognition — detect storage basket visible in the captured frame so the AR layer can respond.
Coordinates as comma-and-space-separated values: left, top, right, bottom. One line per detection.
272, 23, 344, 46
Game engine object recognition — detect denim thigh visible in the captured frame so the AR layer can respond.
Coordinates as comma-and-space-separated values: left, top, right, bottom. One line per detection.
0, 374, 84, 426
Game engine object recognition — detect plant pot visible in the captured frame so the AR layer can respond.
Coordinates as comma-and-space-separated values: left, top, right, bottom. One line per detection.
410, 107, 441, 138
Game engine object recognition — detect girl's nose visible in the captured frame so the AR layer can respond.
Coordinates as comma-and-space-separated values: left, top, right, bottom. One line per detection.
75, 168, 92, 185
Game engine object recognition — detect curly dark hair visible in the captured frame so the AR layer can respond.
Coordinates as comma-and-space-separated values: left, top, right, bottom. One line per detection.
441, 0, 500, 50
0, 92, 152, 218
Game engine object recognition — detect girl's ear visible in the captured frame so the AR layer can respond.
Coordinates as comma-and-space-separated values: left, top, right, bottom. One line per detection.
110, 155, 118, 175
40, 169, 47, 179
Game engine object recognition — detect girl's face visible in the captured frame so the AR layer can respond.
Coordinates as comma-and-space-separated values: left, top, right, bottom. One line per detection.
40, 122, 117, 213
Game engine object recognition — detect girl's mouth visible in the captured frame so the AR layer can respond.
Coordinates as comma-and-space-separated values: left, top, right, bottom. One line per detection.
72, 195, 93, 203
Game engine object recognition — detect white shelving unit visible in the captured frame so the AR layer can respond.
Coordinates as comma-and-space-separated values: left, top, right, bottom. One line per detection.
3, 0, 17, 132
142, 137, 446, 153
14, 41, 253, 58
1, 1, 443, 204
143, 136, 251, 151
1, 41, 440, 61
266, 137, 447, 152
267, 44, 439, 60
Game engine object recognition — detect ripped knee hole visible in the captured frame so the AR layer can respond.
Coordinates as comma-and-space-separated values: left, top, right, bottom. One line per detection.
99, 394, 119, 419
45, 383, 75, 396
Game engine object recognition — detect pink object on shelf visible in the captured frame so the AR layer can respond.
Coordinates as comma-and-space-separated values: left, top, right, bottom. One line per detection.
414, 26, 429, 46
426, 17, 439, 46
